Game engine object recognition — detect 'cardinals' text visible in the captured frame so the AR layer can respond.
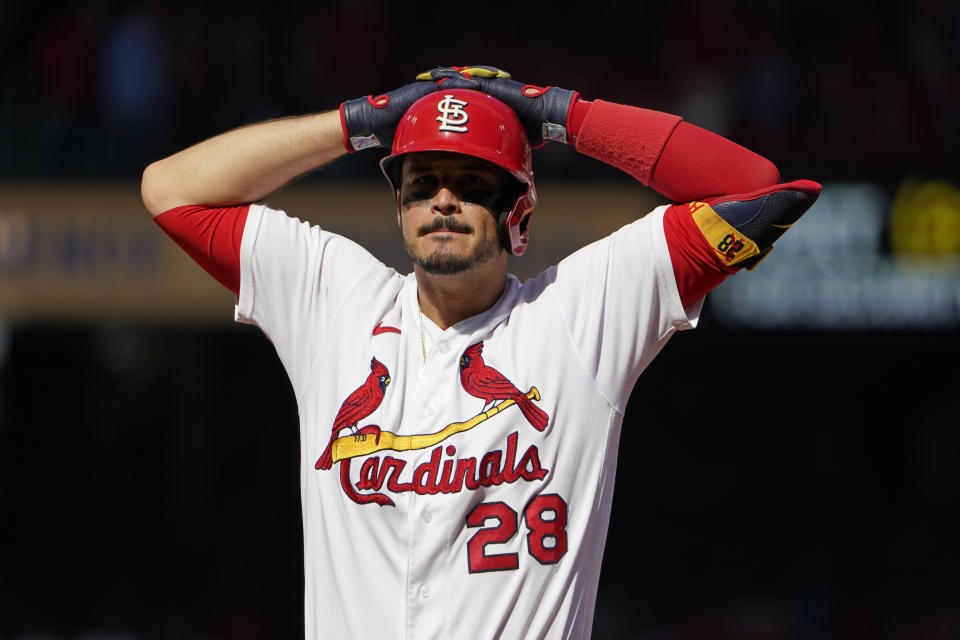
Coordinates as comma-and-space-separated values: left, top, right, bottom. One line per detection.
338, 431, 548, 506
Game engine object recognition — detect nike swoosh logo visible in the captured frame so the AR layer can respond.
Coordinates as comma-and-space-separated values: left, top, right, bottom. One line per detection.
373, 322, 401, 336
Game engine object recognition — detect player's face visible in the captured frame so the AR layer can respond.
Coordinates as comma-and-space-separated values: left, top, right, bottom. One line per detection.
398, 152, 512, 276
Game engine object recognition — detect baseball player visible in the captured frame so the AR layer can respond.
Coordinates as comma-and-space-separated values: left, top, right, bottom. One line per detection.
141, 66, 820, 638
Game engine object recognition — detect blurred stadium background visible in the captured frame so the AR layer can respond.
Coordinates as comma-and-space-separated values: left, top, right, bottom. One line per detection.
1, 1, 959, 638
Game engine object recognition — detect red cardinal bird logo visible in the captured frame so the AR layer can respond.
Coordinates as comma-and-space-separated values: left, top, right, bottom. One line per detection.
315, 357, 391, 470
459, 342, 548, 431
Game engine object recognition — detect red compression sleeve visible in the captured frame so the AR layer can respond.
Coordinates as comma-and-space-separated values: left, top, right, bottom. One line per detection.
153, 204, 249, 295
569, 99, 784, 304
651, 121, 780, 200
662, 203, 738, 308
573, 100, 682, 186
571, 100, 780, 200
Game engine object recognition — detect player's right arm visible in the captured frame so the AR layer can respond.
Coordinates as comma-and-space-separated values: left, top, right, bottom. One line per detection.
140, 76, 458, 294
141, 110, 346, 216
140, 70, 469, 216
138, 110, 347, 296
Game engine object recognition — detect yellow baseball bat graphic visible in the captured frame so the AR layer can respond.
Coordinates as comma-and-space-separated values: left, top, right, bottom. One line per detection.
332, 387, 541, 462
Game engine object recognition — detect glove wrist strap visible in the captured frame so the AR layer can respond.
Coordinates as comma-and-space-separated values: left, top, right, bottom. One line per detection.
341, 97, 383, 152
540, 88, 580, 144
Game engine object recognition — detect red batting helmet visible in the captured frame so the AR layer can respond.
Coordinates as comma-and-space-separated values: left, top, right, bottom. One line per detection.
380, 89, 537, 256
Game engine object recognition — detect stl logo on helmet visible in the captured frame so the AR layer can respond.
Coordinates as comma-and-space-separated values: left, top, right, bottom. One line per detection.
436, 95, 469, 132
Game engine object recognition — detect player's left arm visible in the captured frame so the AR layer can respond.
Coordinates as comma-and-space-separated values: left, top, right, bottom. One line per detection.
433, 66, 821, 304
564, 95, 821, 304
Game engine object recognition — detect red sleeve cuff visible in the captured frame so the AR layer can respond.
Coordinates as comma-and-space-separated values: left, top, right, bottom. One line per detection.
154, 204, 250, 295
663, 202, 737, 308
567, 99, 593, 145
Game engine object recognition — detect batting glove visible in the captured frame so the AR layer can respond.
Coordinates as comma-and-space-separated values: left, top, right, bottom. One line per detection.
417, 66, 581, 147
340, 75, 472, 152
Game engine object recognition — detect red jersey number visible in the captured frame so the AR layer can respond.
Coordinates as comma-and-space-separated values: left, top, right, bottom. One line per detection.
466, 493, 569, 573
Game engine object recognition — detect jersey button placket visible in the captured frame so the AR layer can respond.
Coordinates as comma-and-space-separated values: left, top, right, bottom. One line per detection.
405, 456, 446, 639
407, 508, 436, 638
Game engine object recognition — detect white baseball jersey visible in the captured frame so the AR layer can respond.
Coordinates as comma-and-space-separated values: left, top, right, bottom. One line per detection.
235, 202, 701, 639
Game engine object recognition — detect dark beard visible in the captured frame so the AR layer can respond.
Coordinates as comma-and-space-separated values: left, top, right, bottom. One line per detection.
404, 218, 503, 275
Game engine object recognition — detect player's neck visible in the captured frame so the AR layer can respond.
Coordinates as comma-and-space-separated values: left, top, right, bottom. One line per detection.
414, 260, 507, 329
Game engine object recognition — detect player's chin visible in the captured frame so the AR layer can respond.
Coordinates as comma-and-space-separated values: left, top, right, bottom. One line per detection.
414, 252, 472, 275
414, 243, 502, 275
406, 228, 503, 273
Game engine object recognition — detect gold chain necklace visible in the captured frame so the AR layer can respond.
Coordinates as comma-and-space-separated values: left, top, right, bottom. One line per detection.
417, 306, 427, 381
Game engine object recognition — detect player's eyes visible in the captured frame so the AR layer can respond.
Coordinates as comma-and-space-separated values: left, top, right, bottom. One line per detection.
460, 174, 498, 201
462, 190, 499, 210
402, 176, 437, 202
462, 174, 492, 186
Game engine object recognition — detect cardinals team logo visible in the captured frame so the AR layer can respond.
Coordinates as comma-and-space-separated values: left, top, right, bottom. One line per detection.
459, 342, 548, 431
315, 357, 390, 470
319, 343, 550, 506
436, 95, 469, 132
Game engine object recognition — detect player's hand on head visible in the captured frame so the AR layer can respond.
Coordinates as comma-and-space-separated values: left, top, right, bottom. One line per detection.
419, 66, 581, 147
341, 66, 504, 153
340, 77, 449, 153
340, 65, 579, 152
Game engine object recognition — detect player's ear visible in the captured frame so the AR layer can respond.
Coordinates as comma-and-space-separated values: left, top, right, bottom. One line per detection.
395, 190, 402, 227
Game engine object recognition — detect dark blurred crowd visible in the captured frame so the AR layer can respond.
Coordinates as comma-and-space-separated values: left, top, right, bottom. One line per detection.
3, 0, 959, 186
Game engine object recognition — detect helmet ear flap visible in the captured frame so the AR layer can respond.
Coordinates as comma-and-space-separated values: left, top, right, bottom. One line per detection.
497, 210, 512, 251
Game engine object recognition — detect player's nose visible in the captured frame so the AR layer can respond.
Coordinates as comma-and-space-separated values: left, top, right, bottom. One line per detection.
431, 186, 461, 215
